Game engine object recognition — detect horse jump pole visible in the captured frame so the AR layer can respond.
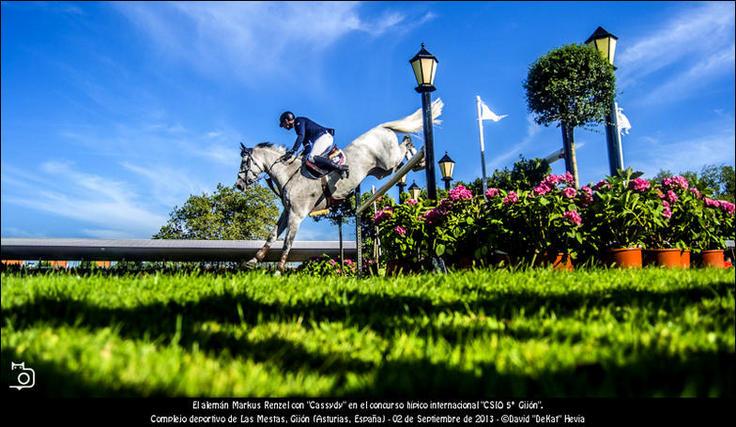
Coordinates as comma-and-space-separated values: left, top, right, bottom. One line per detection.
355, 147, 425, 216
355, 147, 425, 275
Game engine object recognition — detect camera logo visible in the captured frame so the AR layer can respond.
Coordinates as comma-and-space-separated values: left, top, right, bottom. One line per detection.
9, 362, 35, 390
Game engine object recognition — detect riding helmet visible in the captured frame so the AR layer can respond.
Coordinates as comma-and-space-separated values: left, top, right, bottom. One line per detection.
279, 111, 295, 128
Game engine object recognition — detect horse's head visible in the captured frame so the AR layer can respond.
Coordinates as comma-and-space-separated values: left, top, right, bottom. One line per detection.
236, 142, 260, 192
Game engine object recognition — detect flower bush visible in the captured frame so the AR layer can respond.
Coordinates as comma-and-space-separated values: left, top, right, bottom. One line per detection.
497, 173, 586, 263
426, 185, 483, 263
373, 196, 432, 265
586, 169, 664, 251
297, 255, 358, 276
372, 168, 733, 270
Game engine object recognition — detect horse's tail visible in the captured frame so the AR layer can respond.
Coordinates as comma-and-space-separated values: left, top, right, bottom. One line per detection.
380, 98, 443, 134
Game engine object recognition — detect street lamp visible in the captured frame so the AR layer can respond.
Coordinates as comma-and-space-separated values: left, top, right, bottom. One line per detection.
438, 152, 455, 191
585, 26, 618, 67
396, 163, 408, 201
585, 26, 624, 175
408, 181, 422, 200
409, 43, 439, 200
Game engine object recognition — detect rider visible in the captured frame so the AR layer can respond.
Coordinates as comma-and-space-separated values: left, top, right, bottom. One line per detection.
280, 111, 348, 176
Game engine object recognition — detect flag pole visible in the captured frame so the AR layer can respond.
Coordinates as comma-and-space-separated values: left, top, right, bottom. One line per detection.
476, 96, 488, 196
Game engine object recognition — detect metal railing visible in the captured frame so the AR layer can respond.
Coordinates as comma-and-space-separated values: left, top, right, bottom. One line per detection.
0, 238, 356, 262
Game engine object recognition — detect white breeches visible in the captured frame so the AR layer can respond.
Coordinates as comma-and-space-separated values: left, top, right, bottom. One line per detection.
308, 133, 334, 161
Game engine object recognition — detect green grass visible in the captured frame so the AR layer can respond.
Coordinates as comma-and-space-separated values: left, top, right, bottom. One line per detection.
2, 268, 734, 397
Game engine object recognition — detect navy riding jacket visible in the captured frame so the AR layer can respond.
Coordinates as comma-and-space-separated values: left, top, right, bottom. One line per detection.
289, 116, 335, 154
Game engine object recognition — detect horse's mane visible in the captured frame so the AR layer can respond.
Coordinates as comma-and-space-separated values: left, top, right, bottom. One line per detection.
255, 142, 286, 152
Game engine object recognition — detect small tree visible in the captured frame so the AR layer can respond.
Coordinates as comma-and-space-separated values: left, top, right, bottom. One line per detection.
153, 183, 279, 240
524, 43, 615, 187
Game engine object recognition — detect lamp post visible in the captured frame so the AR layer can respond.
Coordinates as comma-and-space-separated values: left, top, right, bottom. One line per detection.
438, 152, 455, 191
585, 26, 623, 176
409, 43, 439, 200
396, 163, 407, 201
408, 181, 422, 200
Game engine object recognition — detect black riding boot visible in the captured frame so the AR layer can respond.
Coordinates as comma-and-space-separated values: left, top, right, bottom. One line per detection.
314, 155, 349, 177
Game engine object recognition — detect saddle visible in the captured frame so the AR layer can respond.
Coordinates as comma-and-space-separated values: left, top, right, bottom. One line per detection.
301, 145, 347, 179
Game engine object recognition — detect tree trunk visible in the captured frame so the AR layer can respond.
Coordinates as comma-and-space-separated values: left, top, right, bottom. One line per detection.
561, 122, 580, 188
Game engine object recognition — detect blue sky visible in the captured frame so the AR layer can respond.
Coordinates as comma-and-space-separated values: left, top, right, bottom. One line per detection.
2, 1, 734, 241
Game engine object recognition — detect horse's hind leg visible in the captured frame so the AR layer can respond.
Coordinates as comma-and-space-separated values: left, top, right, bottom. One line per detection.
242, 209, 288, 269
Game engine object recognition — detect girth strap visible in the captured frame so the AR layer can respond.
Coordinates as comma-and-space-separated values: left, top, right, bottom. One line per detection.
319, 176, 339, 208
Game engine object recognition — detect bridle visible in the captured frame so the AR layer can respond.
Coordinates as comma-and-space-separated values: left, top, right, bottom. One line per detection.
239, 144, 293, 196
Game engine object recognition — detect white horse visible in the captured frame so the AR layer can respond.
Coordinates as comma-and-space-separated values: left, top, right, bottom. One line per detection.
236, 99, 443, 272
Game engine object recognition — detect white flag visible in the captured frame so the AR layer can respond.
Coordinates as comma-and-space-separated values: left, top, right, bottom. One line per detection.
616, 106, 632, 135
479, 99, 507, 122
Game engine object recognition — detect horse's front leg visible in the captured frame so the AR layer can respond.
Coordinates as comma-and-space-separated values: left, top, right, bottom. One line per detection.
242, 209, 288, 269
277, 208, 307, 273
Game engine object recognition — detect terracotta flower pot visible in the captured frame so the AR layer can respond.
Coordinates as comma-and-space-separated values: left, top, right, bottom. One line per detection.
645, 248, 687, 268
607, 248, 642, 269
700, 250, 725, 268
680, 250, 691, 269
536, 252, 573, 271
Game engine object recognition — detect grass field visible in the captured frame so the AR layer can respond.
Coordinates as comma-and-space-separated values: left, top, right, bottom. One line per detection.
2, 268, 734, 397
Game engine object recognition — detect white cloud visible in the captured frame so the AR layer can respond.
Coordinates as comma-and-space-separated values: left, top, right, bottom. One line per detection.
626, 120, 735, 176
2, 162, 167, 238
114, 2, 424, 85
120, 161, 210, 207
635, 44, 735, 106
617, 2, 734, 102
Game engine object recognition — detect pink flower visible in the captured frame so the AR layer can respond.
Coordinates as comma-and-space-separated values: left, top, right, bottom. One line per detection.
689, 187, 702, 199
328, 259, 337, 266
563, 171, 575, 185
662, 200, 670, 209
629, 177, 650, 192
543, 174, 561, 186
448, 185, 474, 201
704, 197, 720, 208
485, 187, 500, 198
594, 179, 611, 191
405, 198, 418, 206
719, 200, 735, 215
373, 207, 393, 223
394, 225, 406, 236
663, 175, 689, 190
533, 183, 552, 196
666, 190, 678, 204
344, 259, 354, 265
579, 186, 594, 205
502, 191, 519, 205
423, 206, 448, 224
563, 187, 577, 199
563, 210, 582, 226
662, 208, 672, 219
